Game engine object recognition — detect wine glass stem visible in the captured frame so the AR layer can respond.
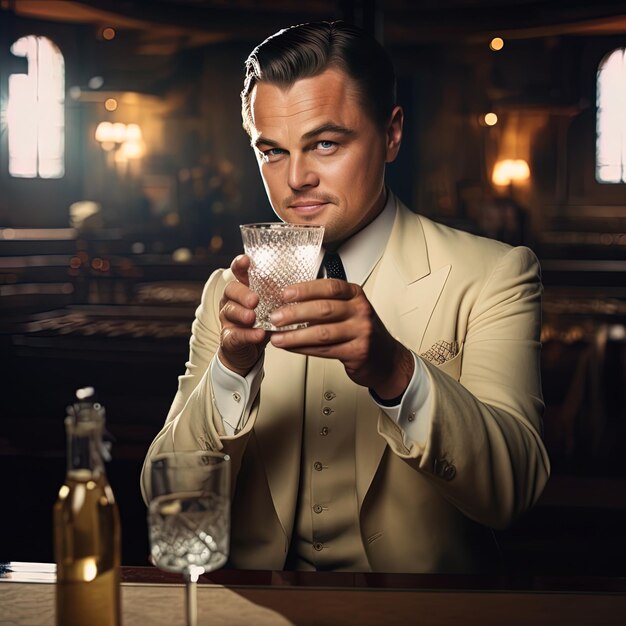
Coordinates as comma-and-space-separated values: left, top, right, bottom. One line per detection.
184, 571, 199, 626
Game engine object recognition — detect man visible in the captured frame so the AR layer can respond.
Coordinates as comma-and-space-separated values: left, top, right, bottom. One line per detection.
142, 21, 550, 573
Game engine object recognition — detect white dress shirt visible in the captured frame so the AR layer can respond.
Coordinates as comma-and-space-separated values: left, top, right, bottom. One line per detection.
210, 191, 433, 447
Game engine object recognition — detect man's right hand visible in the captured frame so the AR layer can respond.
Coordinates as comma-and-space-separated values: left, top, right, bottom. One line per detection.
218, 254, 269, 376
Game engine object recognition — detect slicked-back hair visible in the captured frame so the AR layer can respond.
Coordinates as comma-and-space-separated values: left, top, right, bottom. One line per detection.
241, 21, 397, 136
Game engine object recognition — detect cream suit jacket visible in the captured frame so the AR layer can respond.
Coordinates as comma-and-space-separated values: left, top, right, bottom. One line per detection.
142, 194, 550, 573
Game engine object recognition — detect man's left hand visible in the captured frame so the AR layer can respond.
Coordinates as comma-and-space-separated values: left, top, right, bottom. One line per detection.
268, 278, 414, 401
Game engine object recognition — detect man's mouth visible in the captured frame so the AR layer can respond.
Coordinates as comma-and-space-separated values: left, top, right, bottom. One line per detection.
290, 200, 327, 209
287, 199, 330, 215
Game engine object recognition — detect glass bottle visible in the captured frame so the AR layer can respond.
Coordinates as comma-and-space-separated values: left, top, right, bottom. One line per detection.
54, 387, 122, 626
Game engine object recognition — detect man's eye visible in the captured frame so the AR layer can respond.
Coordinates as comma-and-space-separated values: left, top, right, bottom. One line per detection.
261, 148, 285, 162
318, 140, 336, 150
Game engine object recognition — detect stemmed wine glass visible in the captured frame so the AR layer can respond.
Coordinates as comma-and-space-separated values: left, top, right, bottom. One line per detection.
147, 451, 231, 626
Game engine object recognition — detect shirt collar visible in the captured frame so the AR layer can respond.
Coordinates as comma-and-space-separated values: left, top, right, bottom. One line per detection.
319, 190, 396, 285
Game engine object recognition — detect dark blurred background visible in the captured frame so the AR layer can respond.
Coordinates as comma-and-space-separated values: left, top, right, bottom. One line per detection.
1, 0, 625, 576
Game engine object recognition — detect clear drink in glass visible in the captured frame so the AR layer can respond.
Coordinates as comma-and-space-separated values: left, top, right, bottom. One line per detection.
240, 222, 325, 330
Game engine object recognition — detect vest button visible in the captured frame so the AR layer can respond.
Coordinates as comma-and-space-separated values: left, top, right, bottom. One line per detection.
313, 461, 323, 471
313, 542, 324, 551
313, 504, 323, 514
320, 426, 329, 436
324, 391, 336, 401
322, 406, 333, 416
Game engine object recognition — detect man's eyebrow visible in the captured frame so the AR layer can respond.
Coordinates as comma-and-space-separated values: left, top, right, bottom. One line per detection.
253, 136, 279, 149
302, 123, 355, 141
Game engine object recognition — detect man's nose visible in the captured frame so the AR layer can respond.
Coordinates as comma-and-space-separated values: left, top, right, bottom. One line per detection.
288, 154, 319, 190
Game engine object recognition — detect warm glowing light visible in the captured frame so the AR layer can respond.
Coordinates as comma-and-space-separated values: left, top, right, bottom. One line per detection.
484, 112, 498, 126
104, 98, 118, 111
492, 159, 530, 186
111, 122, 126, 143
102, 27, 116, 41
82, 558, 98, 582
125, 124, 142, 141
95, 121, 113, 142
95, 121, 144, 162
121, 139, 144, 159
173, 248, 193, 263
94, 122, 116, 151
210, 235, 224, 253
164, 213, 181, 227
490, 37, 504, 51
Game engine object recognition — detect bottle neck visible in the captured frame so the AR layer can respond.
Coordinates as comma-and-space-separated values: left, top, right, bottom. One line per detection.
65, 419, 106, 479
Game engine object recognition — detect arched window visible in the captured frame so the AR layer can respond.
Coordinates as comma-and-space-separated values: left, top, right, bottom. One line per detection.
596, 47, 626, 184
7, 35, 65, 178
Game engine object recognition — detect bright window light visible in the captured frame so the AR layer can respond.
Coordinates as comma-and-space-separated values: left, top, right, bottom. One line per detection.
7, 36, 65, 179
596, 48, 626, 183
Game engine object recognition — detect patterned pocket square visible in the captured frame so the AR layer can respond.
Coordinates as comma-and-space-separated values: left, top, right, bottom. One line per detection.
420, 340, 459, 365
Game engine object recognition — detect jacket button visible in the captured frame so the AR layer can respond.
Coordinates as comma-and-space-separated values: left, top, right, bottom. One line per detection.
434, 458, 456, 481
313, 542, 324, 551
313, 504, 323, 514
324, 391, 336, 401
322, 406, 333, 416
442, 464, 456, 481
320, 426, 329, 436
313, 461, 323, 471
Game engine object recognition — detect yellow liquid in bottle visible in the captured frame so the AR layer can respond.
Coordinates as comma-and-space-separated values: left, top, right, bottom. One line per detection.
54, 470, 121, 626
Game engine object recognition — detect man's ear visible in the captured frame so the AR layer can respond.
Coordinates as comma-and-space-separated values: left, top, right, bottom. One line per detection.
385, 106, 403, 163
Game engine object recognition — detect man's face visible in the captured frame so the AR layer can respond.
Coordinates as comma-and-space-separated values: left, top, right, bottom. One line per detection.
249, 68, 402, 246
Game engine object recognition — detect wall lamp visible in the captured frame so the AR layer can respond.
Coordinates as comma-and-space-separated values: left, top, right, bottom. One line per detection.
492, 159, 530, 186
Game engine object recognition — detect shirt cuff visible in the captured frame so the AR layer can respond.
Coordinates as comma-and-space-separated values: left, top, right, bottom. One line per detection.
369, 351, 432, 447
210, 352, 264, 436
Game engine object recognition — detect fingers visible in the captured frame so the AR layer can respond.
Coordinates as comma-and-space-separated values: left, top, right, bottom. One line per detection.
216, 255, 268, 376
270, 319, 359, 352
269, 281, 365, 330
218, 326, 268, 377
221, 280, 259, 324
230, 254, 252, 286
260, 274, 410, 395
269, 284, 373, 356
282, 277, 357, 303
220, 326, 268, 352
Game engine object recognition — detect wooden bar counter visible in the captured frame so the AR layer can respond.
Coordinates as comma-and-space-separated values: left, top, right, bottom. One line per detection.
1, 562, 625, 625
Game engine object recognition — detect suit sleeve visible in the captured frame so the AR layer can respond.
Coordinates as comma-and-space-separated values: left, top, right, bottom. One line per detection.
377, 246, 550, 529
140, 268, 258, 503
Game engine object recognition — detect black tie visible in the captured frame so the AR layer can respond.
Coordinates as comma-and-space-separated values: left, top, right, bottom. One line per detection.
323, 252, 347, 280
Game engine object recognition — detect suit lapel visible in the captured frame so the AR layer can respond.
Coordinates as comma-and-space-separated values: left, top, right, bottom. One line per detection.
371, 199, 451, 351
357, 198, 451, 507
